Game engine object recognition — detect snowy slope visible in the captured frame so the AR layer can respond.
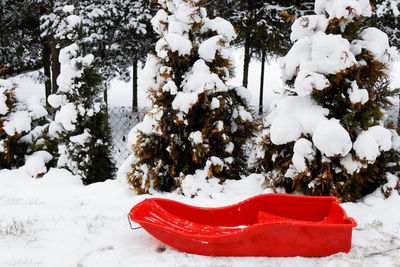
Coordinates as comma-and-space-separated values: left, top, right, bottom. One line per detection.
0, 169, 399, 266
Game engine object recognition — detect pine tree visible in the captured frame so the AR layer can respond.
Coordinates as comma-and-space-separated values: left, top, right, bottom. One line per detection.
0, 77, 23, 168
207, 0, 313, 114
110, 0, 156, 111
40, 0, 157, 108
124, 0, 256, 194
208, 0, 313, 88
1, 67, 53, 173
0, 1, 42, 78
255, 0, 400, 202
47, 5, 114, 184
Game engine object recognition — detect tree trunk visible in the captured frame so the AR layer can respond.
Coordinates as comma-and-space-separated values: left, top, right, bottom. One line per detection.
50, 40, 60, 94
398, 95, 400, 131
132, 59, 138, 112
242, 34, 251, 88
104, 86, 108, 106
42, 42, 52, 107
259, 49, 266, 115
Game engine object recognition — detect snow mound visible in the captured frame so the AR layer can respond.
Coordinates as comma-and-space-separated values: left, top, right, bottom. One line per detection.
202, 17, 237, 42
267, 96, 329, 145
315, 0, 372, 20
2, 111, 32, 135
354, 126, 393, 161
312, 119, 352, 157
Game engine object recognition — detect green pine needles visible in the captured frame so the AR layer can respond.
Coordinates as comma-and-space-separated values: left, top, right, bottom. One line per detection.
125, 0, 256, 193
47, 7, 115, 184
0, 79, 24, 169
255, 0, 400, 202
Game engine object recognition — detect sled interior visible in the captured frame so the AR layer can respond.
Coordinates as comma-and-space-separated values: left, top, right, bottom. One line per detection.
131, 194, 356, 235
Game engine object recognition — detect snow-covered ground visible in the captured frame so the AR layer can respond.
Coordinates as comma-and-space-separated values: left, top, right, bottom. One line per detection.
0, 168, 399, 266
2, 50, 400, 266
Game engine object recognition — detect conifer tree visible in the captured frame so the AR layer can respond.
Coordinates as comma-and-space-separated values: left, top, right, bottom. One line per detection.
40, 0, 156, 108
255, 0, 400, 201
47, 6, 114, 184
1, 68, 53, 173
0, 77, 23, 168
75, 0, 155, 107
208, 0, 313, 88
0, 1, 42, 78
124, 0, 255, 193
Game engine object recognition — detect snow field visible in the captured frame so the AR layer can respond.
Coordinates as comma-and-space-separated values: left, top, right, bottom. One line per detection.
0, 169, 399, 266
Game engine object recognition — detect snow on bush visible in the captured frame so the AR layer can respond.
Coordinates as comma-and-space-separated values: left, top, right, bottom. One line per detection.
314, 0, 372, 20
0, 80, 13, 115
255, 0, 400, 201
123, 0, 256, 194
0, 75, 51, 173
47, 6, 114, 184
312, 119, 353, 157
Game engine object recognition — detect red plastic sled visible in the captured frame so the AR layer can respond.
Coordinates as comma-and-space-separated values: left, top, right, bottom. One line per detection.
128, 194, 357, 257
